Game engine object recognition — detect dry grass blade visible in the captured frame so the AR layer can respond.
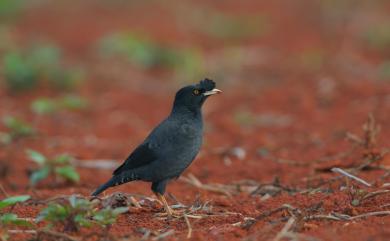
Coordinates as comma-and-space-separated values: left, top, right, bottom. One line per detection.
304, 214, 341, 221
362, 113, 380, 149
272, 217, 296, 241
361, 190, 390, 201
183, 214, 192, 239
129, 196, 141, 208
36, 229, 80, 241
379, 203, 390, 208
0, 184, 9, 197
180, 173, 234, 197
152, 229, 175, 241
331, 167, 371, 187
8, 230, 37, 234
243, 204, 298, 229
350, 211, 390, 220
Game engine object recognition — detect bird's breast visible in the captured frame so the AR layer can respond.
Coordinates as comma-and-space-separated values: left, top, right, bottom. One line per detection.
180, 123, 200, 138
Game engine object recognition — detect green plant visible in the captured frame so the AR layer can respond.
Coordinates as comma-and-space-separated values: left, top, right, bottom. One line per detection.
92, 207, 128, 228
37, 196, 127, 232
298, 48, 326, 72
0, 27, 15, 52
26, 150, 80, 186
2, 52, 39, 91
0, 0, 24, 20
378, 61, 390, 80
98, 33, 204, 82
2, 44, 83, 92
60, 95, 88, 110
0, 116, 35, 144
37, 196, 94, 232
30, 98, 58, 115
362, 23, 390, 52
200, 13, 268, 40
31, 95, 88, 115
234, 110, 256, 127
0, 195, 32, 227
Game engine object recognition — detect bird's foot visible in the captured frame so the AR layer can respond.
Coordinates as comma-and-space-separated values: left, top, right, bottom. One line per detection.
155, 207, 204, 219
155, 207, 185, 218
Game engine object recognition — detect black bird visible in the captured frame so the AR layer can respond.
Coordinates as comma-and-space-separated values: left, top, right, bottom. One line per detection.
92, 79, 221, 216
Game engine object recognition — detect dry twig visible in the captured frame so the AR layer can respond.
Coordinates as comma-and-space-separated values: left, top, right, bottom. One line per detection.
331, 167, 371, 187
152, 229, 175, 241
350, 211, 390, 220
0, 184, 9, 197
361, 190, 390, 202
183, 214, 192, 239
36, 229, 80, 241
272, 217, 296, 241
180, 174, 234, 197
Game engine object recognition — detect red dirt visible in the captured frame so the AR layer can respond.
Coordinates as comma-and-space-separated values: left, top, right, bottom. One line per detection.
1, 0, 390, 240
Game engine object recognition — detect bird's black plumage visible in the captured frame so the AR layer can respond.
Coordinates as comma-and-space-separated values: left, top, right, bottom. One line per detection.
92, 79, 220, 197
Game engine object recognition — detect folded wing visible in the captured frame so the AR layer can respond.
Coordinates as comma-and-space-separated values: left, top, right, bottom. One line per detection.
113, 142, 156, 175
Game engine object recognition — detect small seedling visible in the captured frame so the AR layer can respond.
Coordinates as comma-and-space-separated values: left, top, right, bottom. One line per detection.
199, 13, 268, 40
30, 98, 58, 115
0, 0, 24, 20
363, 23, 390, 52
0, 195, 32, 227
92, 207, 128, 228
60, 95, 88, 110
36, 196, 94, 232
26, 150, 80, 186
98, 33, 204, 83
2, 52, 38, 91
31, 95, 88, 115
0, 116, 35, 144
2, 44, 83, 92
37, 196, 128, 232
378, 61, 390, 80
234, 110, 256, 127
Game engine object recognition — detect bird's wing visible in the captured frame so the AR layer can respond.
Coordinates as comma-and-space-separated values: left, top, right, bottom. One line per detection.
113, 142, 157, 175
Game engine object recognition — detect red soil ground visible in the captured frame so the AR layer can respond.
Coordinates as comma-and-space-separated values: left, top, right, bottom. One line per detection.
1, 1, 390, 240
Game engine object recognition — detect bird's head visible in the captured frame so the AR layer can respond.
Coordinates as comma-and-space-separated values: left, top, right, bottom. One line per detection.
172, 78, 221, 114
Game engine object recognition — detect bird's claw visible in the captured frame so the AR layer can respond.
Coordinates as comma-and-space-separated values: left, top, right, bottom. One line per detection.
155, 208, 185, 218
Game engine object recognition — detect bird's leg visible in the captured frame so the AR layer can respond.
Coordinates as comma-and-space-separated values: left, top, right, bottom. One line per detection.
154, 193, 204, 219
156, 193, 174, 216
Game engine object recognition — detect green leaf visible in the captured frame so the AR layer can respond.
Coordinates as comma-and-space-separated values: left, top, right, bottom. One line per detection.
30, 166, 50, 186
69, 195, 77, 208
55, 166, 79, 182
31, 98, 58, 114
26, 149, 46, 165
0, 132, 12, 144
1, 213, 17, 223
60, 95, 88, 110
0, 195, 30, 209
3, 116, 35, 137
53, 154, 72, 164
93, 212, 115, 226
36, 203, 68, 223
351, 199, 360, 207
0, 213, 32, 227
93, 207, 128, 226
112, 207, 129, 215
3, 52, 38, 91
74, 214, 92, 227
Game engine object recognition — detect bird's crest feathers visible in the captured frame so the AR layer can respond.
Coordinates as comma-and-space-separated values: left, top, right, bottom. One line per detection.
196, 78, 216, 91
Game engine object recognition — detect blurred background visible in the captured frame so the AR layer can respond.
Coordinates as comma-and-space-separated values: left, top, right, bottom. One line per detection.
1, 1, 390, 239
0, 0, 389, 188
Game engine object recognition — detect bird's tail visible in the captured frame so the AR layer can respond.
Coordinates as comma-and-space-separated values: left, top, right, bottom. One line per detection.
91, 172, 138, 196
91, 179, 113, 196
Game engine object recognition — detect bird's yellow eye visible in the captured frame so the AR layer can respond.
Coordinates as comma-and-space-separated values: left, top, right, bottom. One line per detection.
193, 89, 200, 95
